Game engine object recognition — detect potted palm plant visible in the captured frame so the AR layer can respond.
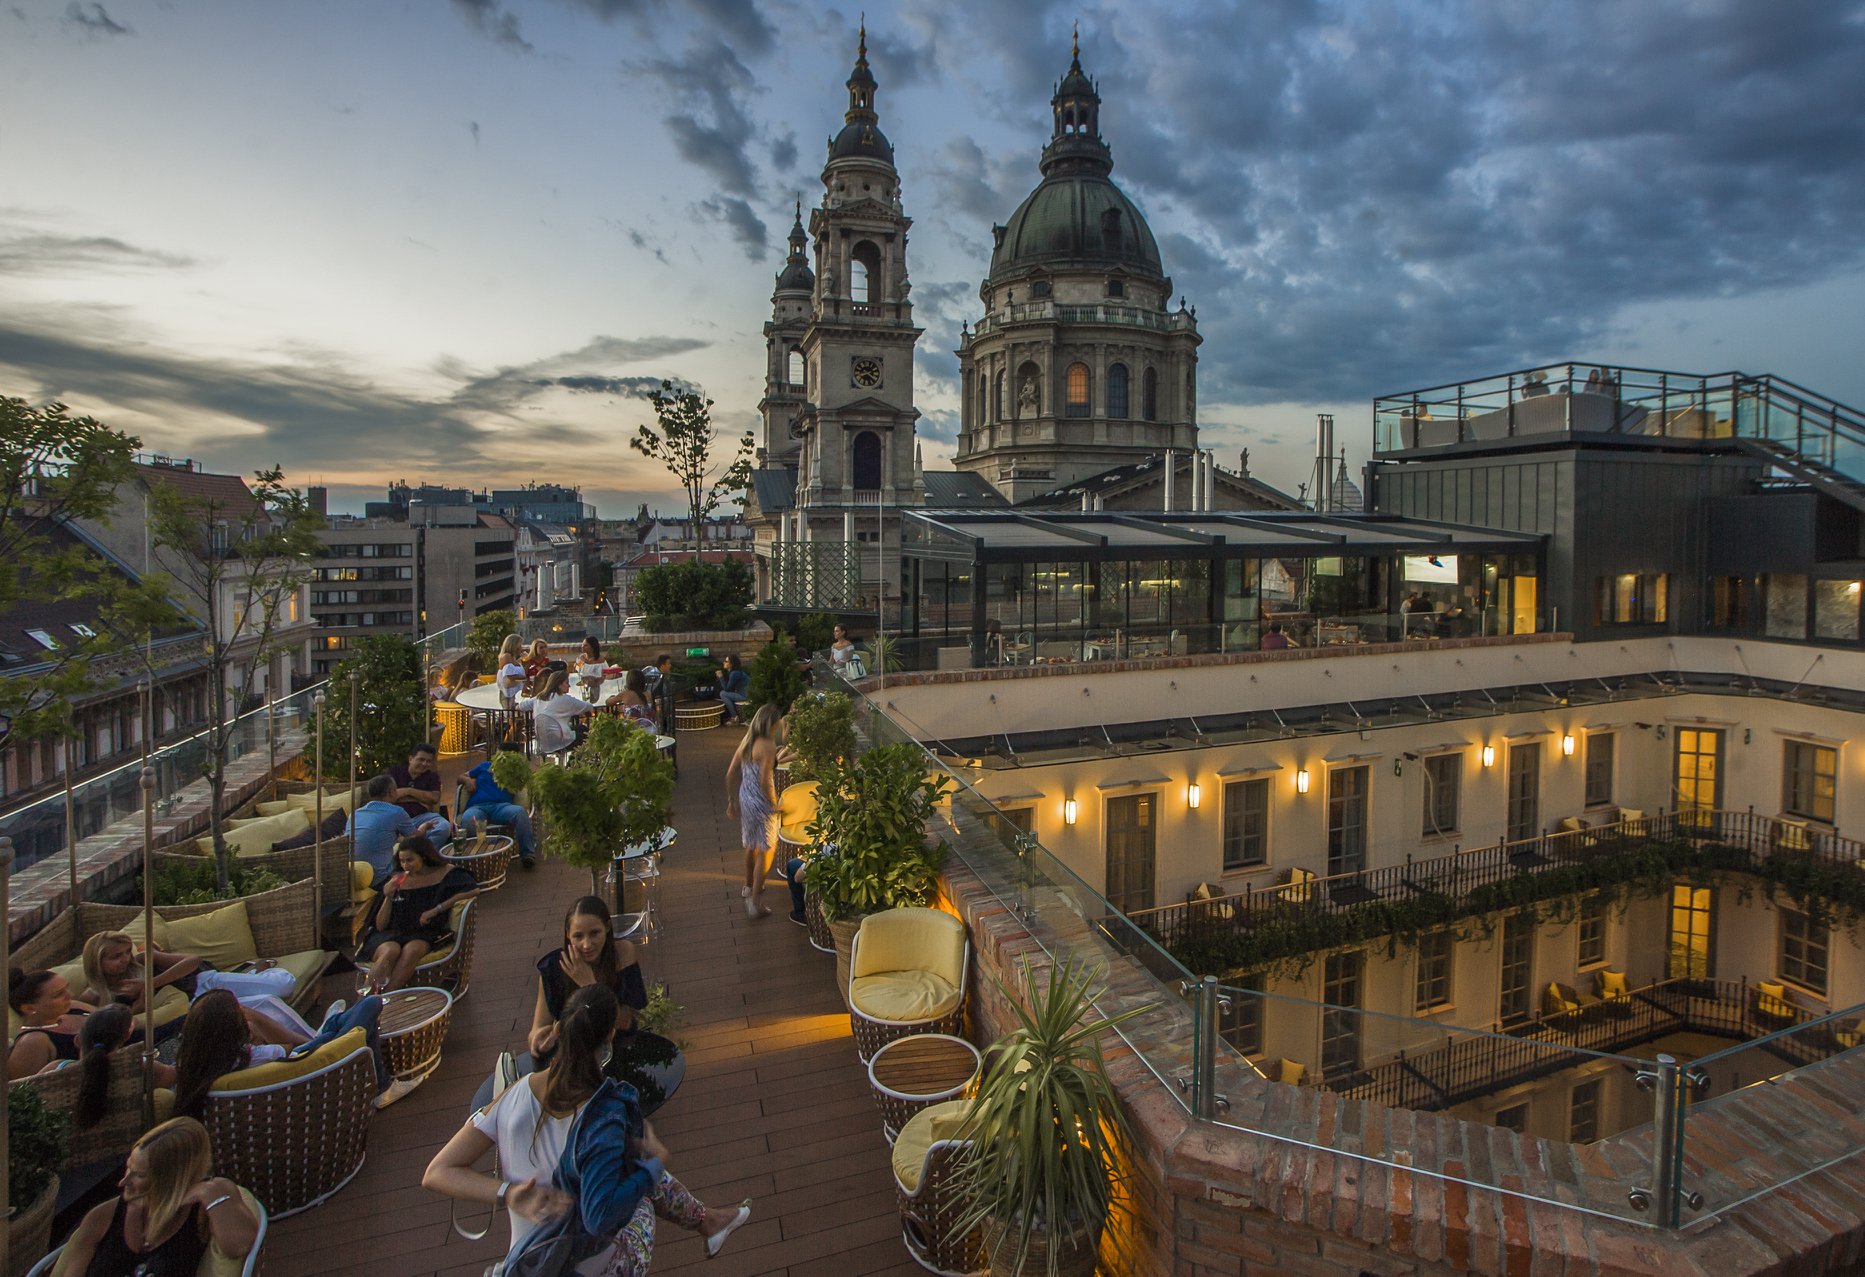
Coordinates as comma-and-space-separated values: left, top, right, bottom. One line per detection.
949, 955, 1153, 1277
7, 1082, 70, 1277
803, 741, 950, 1001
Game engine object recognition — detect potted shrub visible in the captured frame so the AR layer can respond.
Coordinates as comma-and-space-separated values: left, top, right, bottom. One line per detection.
7, 1082, 70, 1277
785, 691, 856, 782
747, 631, 809, 713
950, 955, 1152, 1277
803, 742, 950, 1001
494, 716, 674, 897
794, 612, 836, 657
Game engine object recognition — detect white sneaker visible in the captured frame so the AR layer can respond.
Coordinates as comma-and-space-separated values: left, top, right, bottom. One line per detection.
374, 1076, 423, 1109
320, 999, 347, 1029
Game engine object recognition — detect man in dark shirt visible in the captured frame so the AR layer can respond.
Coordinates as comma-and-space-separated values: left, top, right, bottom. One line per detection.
1260, 622, 1293, 651
388, 743, 452, 844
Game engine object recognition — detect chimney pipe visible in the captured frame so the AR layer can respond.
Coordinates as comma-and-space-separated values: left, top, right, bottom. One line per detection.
1163, 449, 1174, 512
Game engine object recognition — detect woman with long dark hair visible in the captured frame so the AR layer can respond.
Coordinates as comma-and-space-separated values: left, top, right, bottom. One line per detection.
425, 985, 749, 1272
528, 896, 645, 1059
51, 1117, 259, 1276
359, 835, 479, 994
74, 1005, 174, 1131
174, 988, 401, 1117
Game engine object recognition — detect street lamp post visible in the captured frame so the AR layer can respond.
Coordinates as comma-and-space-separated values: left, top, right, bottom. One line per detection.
140, 765, 157, 1126
313, 692, 326, 937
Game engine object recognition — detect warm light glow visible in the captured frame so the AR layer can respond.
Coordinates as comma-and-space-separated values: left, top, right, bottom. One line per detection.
1481, 745, 1496, 768
1187, 782, 1201, 809
1296, 768, 1310, 795
1064, 798, 1078, 825
1561, 733, 1576, 757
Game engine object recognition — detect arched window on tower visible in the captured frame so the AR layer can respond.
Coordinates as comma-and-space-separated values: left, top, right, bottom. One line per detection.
850, 241, 882, 305
1142, 366, 1159, 422
1107, 363, 1130, 419
994, 371, 1007, 422
787, 349, 805, 390
851, 431, 883, 491
1065, 363, 1091, 418
978, 371, 989, 424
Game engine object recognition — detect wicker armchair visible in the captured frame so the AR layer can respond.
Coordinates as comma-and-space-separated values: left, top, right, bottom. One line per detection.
152, 835, 354, 892
28, 1187, 268, 1276
11, 879, 334, 1019
891, 1099, 985, 1277
8, 1051, 152, 1174
412, 895, 479, 998
848, 908, 969, 1063
201, 1031, 375, 1218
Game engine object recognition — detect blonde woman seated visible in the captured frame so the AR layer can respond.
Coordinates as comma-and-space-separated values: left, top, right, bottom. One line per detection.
496, 633, 526, 706
52, 1116, 260, 1276
78, 930, 310, 1045
359, 835, 478, 993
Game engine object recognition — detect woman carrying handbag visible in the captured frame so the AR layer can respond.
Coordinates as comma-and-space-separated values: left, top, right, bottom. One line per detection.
424, 984, 750, 1274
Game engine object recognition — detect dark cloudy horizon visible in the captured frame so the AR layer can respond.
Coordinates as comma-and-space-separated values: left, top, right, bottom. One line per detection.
5, 0, 1865, 516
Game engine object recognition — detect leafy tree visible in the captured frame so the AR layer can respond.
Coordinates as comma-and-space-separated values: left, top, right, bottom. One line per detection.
629, 381, 752, 544
466, 608, 517, 671
747, 631, 808, 714
635, 559, 752, 630
0, 397, 178, 749
495, 716, 673, 894
144, 465, 321, 890
794, 612, 836, 657
322, 636, 427, 785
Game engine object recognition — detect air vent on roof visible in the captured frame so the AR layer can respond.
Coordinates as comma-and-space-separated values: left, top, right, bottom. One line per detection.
25, 628, 59, 650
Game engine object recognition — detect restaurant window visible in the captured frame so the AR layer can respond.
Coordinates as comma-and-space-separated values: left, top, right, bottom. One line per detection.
1569, 1079, 1602, 1143
1414, 930, 1453, 1012
1782, 740, 1837, 824
1668, 884, 1714, 980
1222, 777, 1268, 870
1780, 907, 1829, 995
1710, 576, 1750, 630
1584, 732, 1615, 808
1422, 752, 1459, 836
1594, 573, 1668, 625
1577, 894, 1607, 968
1320, 951, 1362, 1077
1065, 363, 1091, 417
1498, 912, 1534, 1027
1763, 573, 1808, 639
1813, 579, 1861, 642
1326, 765, 1368, 875
1106, 363, 1129, 418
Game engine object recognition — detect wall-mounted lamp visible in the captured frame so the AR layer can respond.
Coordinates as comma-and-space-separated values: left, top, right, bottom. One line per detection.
1296, 768, 1311, 795
1064, 798, 1078, 825
1744, 728, 1752, 745
1481, 745, 1496, 768
1656, 724, 1668, 740
1561, 733, 1576, 757
1393, 758, 1403, 777
1187, 782, 1202, 810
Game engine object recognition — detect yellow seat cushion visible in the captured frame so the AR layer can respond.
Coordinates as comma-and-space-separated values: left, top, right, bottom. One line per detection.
891, 1099, 971, 1192
199, 1187, 263, 1277
851, 970, 961, 1023
1276, 1058, 1305, 1086
1597, 970, 1629, 1000
287, 786, 361, 817
1543, 983, 1580, 1016
255, 800, 294, 817
1558, 817, 1584, 834
271, 949, 331, 999
349, 861, 376, 904
213, 1026, 367, 1092
1618, 808, 1645, 824
852, 908, 966, 990
197, 809, 309, 857
1756, 981, 1792, 1017
164, 901, 259, 969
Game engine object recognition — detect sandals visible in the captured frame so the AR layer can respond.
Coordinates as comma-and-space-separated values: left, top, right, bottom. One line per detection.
705, 1201, 752, 1258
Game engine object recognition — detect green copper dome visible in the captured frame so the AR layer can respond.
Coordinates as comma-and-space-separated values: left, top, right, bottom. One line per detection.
988, 174, 1162, 282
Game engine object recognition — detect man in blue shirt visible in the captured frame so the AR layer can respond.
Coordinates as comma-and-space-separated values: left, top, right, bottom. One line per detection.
459, 743, 536, 868
350, 773, 423, 885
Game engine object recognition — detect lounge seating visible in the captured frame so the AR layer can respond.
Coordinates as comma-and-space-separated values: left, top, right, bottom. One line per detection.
1754, 980, 1795, 1022
28, 1187, 267, 1276
1542, 981, 1597, 1020
410, 896, 479, 998
777, 780, 821, 848
10, 879, 336, 1027
1776, 818, 1813, 852
890, 1099, 985, 1277
848, 908, 969, 1063
1595, 969, 1630, 1003
1283, 867, 1318, 905
1188, 882, 1236, 922
201, 1028, 374, 1218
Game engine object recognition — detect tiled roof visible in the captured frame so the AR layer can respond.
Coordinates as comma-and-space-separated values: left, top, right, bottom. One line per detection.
132, 461, 262, 518
920, 470, 1009, 507
0, 518, 201, 673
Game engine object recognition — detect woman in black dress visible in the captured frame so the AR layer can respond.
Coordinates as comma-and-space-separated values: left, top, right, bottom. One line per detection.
525, 896, 683, 1111
7, 968, 95, 1079
361, 836, 479, 993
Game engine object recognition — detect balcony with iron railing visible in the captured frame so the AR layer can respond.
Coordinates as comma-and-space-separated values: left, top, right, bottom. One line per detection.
969, 300, 1197, 339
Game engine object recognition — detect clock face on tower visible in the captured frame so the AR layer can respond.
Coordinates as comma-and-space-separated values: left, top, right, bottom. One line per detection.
851, 357, 883, 389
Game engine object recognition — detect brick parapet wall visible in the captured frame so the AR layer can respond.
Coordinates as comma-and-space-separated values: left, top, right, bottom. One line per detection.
938, 859, 1865, 1276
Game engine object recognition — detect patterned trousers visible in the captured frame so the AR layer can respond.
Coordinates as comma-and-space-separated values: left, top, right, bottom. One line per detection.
602, 1171, 708, 1276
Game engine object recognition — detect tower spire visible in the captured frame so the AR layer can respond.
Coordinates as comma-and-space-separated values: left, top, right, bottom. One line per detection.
1071, 19, 1080, 66
845, 16, 877, 124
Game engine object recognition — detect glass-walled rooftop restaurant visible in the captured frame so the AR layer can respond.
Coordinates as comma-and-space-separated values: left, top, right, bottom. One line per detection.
898, 511, 1545, 670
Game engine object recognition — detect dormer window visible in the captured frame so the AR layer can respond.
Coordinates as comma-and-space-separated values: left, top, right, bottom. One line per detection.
1030, 280, 1052, 300
1106, 279, 1125, 299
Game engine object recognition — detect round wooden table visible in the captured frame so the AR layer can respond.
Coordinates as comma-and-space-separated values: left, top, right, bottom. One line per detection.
867, 1032, 981, 1143
674, 702, 724, 730
376, 986, 453, 1082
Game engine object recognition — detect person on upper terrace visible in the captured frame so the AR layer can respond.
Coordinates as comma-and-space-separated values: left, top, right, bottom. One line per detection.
388, 742, 453, 844
1260, 622, 1293, 651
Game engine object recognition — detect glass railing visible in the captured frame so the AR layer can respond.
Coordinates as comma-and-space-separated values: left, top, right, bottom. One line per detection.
822, 663, 1865, 1230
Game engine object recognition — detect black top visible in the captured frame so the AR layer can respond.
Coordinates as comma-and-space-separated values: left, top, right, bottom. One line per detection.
18, 1020, 82, 1063
376, 866, 476, 944
536, 948, 647, 1022
86, 1198, 207, 1277
387, 764, 442, 821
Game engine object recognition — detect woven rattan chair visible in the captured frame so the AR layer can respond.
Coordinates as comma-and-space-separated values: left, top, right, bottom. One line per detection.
412, 895, 479, 998
28, 1186, 268, 1276
8, 1050, 149, 1173
891, 1100, 985, 1277
848, 908, 970, 1063
443, 833, 514, 892
152, 834, 354, 892
202, 1040, 375, 1218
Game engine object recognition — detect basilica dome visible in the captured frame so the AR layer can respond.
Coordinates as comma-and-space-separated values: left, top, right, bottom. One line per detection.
988, 173, 1161, 282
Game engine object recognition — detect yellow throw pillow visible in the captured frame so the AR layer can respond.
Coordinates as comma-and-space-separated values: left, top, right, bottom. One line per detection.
209, 810, 310, 857
165, 901, 259, 969
1597, 970, 1628, 1000
119, 912, 175, 952
213, 1027, 367, 1092
1618, 808, 1645, 823
256, 800, 294, 817
852, 908, 966, 989
1277, 1059, 1305, 1086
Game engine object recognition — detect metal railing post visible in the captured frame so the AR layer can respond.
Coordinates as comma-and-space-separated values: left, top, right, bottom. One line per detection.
1193, 975, 1219, 1118
0, 837, 12, 1277
1631, 1052, 1702, 1225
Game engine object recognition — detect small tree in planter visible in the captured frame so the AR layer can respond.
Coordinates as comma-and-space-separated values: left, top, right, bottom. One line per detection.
785, 691, 856, 782
493, 716, 673, 895
7, 1082, 71, 1276
804, 742, 950, 999
950, 955, 1153, 1277
322, 635, 426, 782
747, 631, 809, 714
466, 608, 517, 670
794, 612, 836, 657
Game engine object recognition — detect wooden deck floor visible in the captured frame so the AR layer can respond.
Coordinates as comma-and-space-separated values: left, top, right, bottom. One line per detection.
264, 727, 921, 1277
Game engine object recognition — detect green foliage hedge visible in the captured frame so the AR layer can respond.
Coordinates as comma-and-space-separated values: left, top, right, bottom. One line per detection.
636, 559, 752, 630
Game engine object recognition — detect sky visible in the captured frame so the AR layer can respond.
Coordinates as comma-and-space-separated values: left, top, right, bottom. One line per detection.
5, 0, 1865, 519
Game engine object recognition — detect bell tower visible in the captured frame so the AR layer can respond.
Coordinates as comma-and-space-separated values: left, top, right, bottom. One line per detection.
758, 199, 812, 466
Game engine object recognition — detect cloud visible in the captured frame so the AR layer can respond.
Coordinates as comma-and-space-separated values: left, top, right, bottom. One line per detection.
624, 227, 668, 264
0, 232, 193, 275
63, 3, 129, 37
449, 0, 531, 52
439, 334, 714, 414
534, 375, 672, 399
695, 196, 767, 259
635, 38, 766, 199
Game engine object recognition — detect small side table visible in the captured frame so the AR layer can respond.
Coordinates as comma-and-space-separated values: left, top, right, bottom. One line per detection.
868, 1032, 980, 1144
377, 986, 454, 1082
674, 702, 724, 730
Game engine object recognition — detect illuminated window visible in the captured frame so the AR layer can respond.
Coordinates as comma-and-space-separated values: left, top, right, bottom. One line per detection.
1065, 363, 1090, 417
1782, 741, 1837, 823
1668, 884, 1714, 979
1594, 573, 1669, 624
